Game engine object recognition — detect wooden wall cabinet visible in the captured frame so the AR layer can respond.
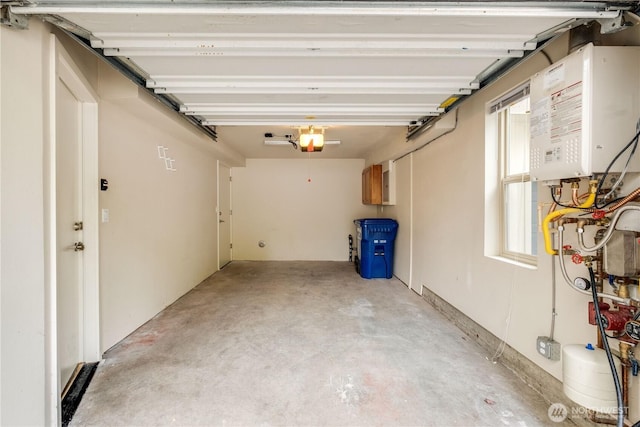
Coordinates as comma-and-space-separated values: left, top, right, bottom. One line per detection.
362, 164, 382, 205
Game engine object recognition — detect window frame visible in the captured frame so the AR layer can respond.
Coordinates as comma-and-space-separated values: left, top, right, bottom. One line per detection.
487, 82, 537, 266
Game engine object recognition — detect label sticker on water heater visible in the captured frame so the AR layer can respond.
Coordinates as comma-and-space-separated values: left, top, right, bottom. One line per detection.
543, 62, 565, 90
549, 82, 582, 145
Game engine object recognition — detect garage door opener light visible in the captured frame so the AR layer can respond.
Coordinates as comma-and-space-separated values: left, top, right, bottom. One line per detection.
299, 126, 324, 152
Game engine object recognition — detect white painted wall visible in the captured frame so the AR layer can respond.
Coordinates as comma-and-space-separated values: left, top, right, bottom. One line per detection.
98, 84, 223, 350
51, 29, 246, 353
46, 28, 237, 354
1, 20, 49, 426
0, 21, 244, 424
232, 159, 376, 260
368, 31, 640, 419
368, 35, 585, 381
379, 156, 412, 289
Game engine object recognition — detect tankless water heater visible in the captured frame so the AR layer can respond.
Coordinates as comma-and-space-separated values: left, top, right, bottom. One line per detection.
529, 43, 640, 182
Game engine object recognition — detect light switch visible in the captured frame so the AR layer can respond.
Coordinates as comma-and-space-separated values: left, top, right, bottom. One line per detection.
101, 208, 109, 223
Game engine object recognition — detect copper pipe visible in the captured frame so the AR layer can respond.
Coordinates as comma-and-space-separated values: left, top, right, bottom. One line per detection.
597, 326, 604, 349
576, 192, 590, 205
596, 257, 604, 349
576, 186, 640, 214
572, 183, 580, 206
577, 218, 599, 229
607, 187, 640, 213
619, 284, 629, 300
596, 254, 604, 293
619, 342, 632, 417
557, 218, 579, 226
622, 364, 629, 417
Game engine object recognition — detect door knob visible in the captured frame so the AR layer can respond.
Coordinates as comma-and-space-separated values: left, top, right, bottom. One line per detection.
219, 219, 225, 223
73, 221, 83, 231
74, 242, 85, 252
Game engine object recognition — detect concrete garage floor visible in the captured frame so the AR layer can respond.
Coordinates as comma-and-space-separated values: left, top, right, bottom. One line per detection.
72, 261, 558, 426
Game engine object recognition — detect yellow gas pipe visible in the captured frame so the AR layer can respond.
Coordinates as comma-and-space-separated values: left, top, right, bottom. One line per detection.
542, 180, 598, 255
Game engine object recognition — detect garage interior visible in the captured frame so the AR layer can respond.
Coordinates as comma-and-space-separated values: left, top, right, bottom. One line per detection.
2, 1, 640, 426
71, 261, 554, 426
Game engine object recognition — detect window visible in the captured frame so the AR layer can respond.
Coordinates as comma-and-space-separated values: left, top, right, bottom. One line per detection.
486, 83, 537, 265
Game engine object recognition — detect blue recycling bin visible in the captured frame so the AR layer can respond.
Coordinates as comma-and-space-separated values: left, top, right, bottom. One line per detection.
354, 218, 398, 279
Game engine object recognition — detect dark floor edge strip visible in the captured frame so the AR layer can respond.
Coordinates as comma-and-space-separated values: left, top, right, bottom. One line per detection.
61, 362, 99, 427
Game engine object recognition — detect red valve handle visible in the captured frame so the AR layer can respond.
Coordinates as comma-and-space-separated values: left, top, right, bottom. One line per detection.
592, 210, 606, 220
572, 253, 584, 264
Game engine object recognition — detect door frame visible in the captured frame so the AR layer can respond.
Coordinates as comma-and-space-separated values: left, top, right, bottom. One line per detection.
217, 161, 232, 269
45, 34, 100, 426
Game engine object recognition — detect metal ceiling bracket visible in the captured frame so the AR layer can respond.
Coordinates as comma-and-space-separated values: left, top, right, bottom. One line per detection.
597, 14, 632, 34
1, 6, 29, 29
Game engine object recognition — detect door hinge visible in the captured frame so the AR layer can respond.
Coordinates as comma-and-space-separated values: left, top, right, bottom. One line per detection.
230, 243, 233, 249
229, 176, 232, 182
230, 209, 232, 215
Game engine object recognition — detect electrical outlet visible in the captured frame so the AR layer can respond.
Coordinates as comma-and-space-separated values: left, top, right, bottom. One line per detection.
537, 336, 561, 361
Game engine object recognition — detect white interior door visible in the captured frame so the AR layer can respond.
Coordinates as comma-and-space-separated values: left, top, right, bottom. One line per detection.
218, 163, 232, 268
50, 37, 100, 405
56, 76, 84, 389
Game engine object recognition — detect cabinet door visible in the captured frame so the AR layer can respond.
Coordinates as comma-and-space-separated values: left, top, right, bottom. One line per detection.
362, 167, 371, 204
362, 165, 382, 205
